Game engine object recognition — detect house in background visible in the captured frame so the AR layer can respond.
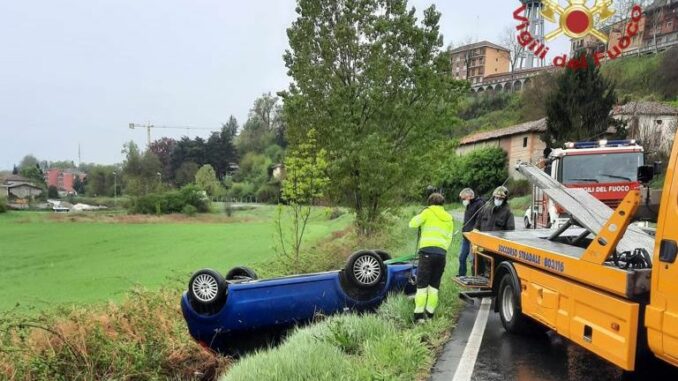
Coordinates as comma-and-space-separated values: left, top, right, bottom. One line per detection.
44, 168, 85, 195
613, 101, 678, 155
1, 174, 43, 207
456, 118, 547, 179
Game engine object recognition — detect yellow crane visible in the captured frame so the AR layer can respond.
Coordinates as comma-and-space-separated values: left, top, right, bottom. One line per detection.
128, 122, 219, 146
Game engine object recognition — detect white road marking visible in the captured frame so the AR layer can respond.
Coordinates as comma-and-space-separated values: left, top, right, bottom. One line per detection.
452, 298, 491, 381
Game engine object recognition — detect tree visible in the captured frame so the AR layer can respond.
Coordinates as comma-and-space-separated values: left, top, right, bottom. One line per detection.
500, 25, 525, 79
175, 162, 200, 187
205, 126, 238, 179
19, 155, 39, 170
276, 129, 329, 271
282, 0, 466, 235
223, 115, 239, 138
73, 175, 86, 195
149, 137, 176, 183
12, 165, 18, 175
195, 164, 223, 197
49, 160, 76, 169
48, 185, 59, 199
85, 165, 117, 197
237, 93, 283, 154
20, 165, 45, 186
519, 71, 558, 121
122, 141, 162, 196
543, 54, 620, 147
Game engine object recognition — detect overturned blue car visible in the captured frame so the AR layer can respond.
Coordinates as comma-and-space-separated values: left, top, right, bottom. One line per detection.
181, 250, 417, 353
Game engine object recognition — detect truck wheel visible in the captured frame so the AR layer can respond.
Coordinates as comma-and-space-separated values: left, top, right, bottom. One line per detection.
225, 266, 258, 281
373, 249, 392, 262
497, 273, 532, 334
345, 250, 385, 288
524, 216, 531, 229
188, 269, 227, 310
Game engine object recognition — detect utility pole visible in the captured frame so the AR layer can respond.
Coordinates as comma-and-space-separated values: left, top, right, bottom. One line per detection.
112, 171, 118, 206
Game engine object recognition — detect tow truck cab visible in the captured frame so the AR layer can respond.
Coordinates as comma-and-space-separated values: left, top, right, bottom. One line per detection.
646, 137, 678, 366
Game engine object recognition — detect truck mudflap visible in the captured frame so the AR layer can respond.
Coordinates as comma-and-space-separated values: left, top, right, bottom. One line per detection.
514, 262, 641, 371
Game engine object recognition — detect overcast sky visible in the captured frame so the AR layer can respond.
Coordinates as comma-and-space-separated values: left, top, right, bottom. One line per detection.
0, 0, 569, 169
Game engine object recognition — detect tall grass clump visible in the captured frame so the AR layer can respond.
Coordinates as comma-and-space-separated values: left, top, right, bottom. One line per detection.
0, 287, 230, 381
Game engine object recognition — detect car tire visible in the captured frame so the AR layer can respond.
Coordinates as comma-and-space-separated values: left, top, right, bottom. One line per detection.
345, 250, 386, 289
225, 266, 258, 281
497, 273, 533, 334
373, 249, 392, 262
524, 216, 531, 229
188, 269, 227, 313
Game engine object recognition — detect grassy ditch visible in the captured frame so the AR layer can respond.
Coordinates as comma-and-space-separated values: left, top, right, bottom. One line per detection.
222, 216, 463, 381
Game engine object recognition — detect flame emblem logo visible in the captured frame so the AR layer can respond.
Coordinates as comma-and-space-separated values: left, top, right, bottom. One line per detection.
541, 0, 616, 42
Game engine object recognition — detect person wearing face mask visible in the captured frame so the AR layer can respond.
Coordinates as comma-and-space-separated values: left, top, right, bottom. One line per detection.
474, 186, 515, 232
457, 188, 484, 277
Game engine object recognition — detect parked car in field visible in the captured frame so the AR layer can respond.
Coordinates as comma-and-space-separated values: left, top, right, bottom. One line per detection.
181, 250, 417, 353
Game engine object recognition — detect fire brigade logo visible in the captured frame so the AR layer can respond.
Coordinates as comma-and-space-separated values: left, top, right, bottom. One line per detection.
542, 0, 616, 42
513, 1, 644, 68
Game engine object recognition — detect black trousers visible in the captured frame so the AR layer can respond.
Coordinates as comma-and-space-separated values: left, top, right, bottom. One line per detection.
416, 250, 446, 289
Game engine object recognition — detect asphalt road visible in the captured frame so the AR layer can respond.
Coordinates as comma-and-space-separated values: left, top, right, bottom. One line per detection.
431, 299, 678, 381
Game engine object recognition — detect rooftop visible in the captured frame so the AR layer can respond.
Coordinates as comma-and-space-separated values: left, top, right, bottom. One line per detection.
460, 118, 547, 145
449, 40, 510, 54
613, 101, 678, 116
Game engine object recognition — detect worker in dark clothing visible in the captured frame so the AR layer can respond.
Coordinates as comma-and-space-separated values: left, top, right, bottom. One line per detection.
457, 188, 484, 277
475, 186, 515, 232
474, 186, 514, 275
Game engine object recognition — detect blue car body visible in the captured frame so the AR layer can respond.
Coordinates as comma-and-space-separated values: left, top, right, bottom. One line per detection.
181, 263, 416, 352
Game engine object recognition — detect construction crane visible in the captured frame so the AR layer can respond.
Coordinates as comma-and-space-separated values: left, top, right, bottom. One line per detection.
128, 122, 220, 146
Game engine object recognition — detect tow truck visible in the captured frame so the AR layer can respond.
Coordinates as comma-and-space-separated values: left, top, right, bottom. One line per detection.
524, 139, 651, 229
460, 134, 678, 371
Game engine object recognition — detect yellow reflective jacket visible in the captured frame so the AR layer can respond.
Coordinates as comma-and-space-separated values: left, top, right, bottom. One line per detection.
408, 206, 454, 251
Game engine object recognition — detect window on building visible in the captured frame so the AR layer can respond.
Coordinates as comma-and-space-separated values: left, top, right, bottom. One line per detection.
523, 137, 528, 148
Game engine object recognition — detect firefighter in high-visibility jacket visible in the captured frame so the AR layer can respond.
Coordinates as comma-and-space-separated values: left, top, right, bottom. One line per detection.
408, 192, 454, 323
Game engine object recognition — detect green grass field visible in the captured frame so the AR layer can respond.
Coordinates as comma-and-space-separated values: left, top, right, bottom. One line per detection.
0, 207, 351, 312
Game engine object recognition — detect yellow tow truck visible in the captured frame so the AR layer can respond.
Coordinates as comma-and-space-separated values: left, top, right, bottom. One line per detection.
461, 135, 678, 371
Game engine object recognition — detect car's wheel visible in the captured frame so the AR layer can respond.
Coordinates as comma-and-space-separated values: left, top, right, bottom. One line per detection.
188, 269, 227, 310
225, 266, 258, 281
524, 216, 531, 229
497, 273, 533, 334
345, 250, 386, 289
373, 249, 392, 262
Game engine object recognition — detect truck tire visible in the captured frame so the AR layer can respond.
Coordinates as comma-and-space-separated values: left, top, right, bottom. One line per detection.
524, 216, 531, 229
225, 266, 258, 281
497, 273, 533, 334
188, 269, 227, 314
345, 250, 386, 289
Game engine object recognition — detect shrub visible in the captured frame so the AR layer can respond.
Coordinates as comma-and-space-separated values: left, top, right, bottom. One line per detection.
440, 147, 509, 199
507, 178, 531, 197
255, 183, 280, 204
0, 197, 6, 213
328, 207, 345, 220
130, 185, 209, 215
182, 204, 197, 216
228, 182, 256, 201
0, 288, 230, 380
47, 185, 59, 199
